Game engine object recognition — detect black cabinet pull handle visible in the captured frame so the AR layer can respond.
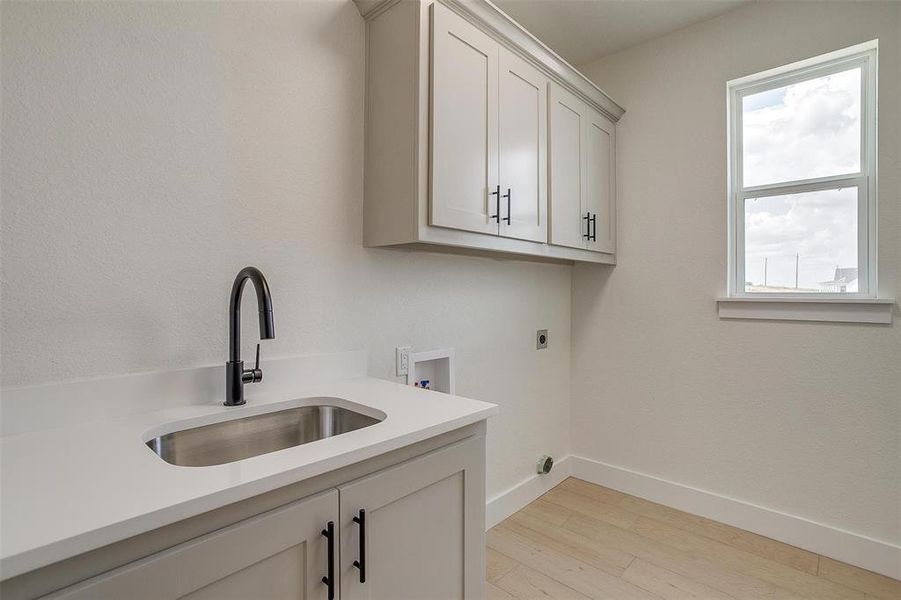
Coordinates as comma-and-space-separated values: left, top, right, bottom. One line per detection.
502, 188, 511, 224
590, 213, 597, 242
489, 185, 500, 222
582, 212, 591, 239
321, 521, 335, 600
352, 509, 366, 583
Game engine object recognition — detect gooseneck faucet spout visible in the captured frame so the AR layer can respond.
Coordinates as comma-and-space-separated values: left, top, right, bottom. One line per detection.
225, 266, 275, 406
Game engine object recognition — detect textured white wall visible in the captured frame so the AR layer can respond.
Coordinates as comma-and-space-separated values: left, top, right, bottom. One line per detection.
574, 1, 900, 544
0, 0, 573, 499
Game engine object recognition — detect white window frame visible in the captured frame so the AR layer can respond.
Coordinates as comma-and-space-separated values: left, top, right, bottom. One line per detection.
726, 40, 878, 299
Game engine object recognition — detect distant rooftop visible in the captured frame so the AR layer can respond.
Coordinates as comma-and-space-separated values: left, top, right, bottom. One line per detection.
820, 267, 858, 286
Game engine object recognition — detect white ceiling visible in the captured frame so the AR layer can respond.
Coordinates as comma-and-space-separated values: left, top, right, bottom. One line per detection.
493, 0, 748, 66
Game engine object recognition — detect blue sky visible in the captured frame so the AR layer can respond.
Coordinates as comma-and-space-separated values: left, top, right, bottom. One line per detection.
743, 86, 786, 112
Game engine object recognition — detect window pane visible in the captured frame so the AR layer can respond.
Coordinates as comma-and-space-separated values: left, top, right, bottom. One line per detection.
744, 188, 858, 293
742, 67, 861, 187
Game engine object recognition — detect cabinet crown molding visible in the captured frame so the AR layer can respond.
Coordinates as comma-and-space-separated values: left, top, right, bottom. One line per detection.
353, 0, 625, 122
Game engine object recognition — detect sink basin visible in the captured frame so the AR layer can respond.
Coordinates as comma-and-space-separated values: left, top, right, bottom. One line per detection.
146, 405, 383, 467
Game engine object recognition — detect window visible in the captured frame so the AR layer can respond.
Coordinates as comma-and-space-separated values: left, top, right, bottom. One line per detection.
727, 41, 877, 297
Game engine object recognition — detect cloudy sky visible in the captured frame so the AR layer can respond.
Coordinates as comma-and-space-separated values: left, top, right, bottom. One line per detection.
741, 67, 861, 290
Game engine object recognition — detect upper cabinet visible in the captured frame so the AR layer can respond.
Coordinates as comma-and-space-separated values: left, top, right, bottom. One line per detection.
430, 4, 499, 236
498, 48, 548, 243
356, 0, 623, 264
548, 82, 616, 254
431, 4, 547, 242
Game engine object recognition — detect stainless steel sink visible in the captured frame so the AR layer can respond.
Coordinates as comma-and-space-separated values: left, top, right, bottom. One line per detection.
146, 405, 383, 467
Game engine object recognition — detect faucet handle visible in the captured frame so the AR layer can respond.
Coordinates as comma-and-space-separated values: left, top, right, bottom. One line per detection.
241, 344, 263, 384
251, 343, 263, 383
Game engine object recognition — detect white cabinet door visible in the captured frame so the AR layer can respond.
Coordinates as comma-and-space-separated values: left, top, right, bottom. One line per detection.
548, 82, 588, 249
430, 2, 499, 235
498, 48, 547, 242
47, 490, 339, 600
549, 82, 616, 253
584, 109, 616, 253
339, 437, 485, 600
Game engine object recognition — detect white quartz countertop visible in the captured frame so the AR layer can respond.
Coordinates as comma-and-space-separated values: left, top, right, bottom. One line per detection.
0, 373, 497, 579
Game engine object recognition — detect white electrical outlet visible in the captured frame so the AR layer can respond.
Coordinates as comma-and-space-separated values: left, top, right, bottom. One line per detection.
396, 346, 411, 376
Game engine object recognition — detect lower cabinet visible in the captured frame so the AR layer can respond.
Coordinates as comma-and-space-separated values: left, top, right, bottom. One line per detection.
43, 435, 485, 600
48, 489, 339, 600
339, 437, 484, 600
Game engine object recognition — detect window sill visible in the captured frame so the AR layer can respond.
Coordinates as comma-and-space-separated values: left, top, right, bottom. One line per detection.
716, 297, 895, 324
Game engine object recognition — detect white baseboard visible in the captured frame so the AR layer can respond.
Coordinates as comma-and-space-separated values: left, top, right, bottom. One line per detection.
486, 455, 572, 529
570, 456, 901, 580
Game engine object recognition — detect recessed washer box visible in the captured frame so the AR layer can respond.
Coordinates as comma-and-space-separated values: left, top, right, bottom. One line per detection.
406, 348, 455, 394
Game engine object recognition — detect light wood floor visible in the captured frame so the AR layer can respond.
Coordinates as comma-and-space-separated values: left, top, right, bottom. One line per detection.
486, 478, 900, 600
